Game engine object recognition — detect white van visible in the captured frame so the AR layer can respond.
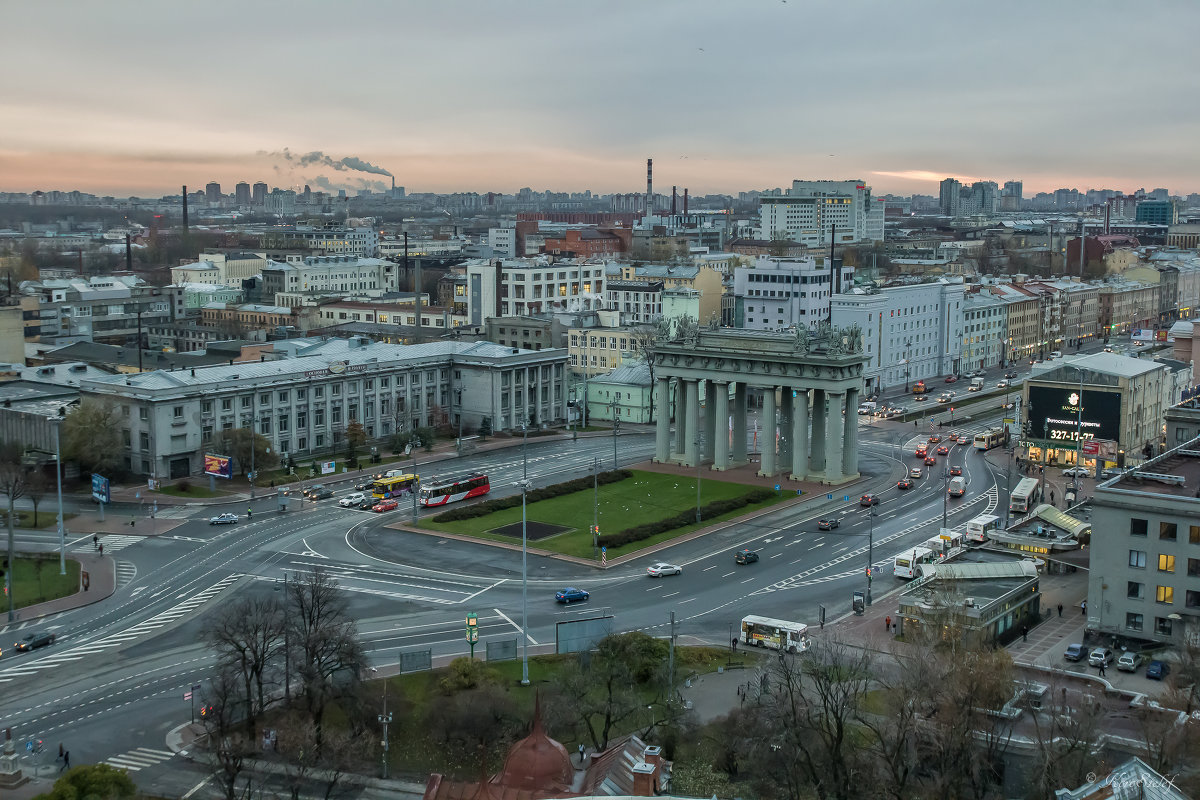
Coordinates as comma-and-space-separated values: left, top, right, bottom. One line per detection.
948, 476, 966, 497
1050, 350, 1062, 359
858, 402, 878, 415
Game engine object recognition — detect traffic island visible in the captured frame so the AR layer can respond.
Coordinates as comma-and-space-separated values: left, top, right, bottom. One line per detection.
390, 468, 839, 566
6, 554, 114, 624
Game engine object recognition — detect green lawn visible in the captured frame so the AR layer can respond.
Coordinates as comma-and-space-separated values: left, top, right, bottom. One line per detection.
422, 470, 789, 559
0, 510, 77, 530
10, 556, 80, 608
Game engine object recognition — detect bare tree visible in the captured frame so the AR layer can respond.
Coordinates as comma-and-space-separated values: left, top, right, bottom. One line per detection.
25, 468, 50, 529
200, 665, 261, 800
287, 567, 367, 749
625, 325, 659, 422
203, 595, 286, 740
1021, 677, 1109, 798
275, 715, 363, 800
0, 441, 28, 620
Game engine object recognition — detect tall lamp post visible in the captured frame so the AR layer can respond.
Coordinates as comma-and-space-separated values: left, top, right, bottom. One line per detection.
51, 411, 66, 575
866, 506, 876, 606
516, 478, 532, 686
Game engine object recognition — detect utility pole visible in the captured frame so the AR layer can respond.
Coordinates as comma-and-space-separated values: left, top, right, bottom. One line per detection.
866, 507, 875, 606
667, 611, 676, 701
411, 462, 420, 525
518, 478, 531, 686
378, 683, 393, 779
610, 397, 619, 469
52, 414, 66, 575
283, 570, 290, 701
592, 457, 600, 560
249, 421, 256, 500
695, 432, 703, 524
522, 424, 529, 481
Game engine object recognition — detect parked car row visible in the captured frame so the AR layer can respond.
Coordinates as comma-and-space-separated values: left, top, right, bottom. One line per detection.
1064, 643, 1170, 679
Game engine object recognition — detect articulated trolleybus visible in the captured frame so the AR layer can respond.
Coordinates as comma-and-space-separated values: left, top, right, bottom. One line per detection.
740, 615, 810, 654
1009, 477, 1042, 514
974, 427, 1009, 451
419, 473, 491, 507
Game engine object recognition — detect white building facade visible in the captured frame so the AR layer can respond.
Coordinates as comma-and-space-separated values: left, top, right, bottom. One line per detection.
832, 280, 966, 394
261, 256, 399, 306
734, 256, 855, 330
758, 180, 885, 247
464, 257, 607, 325
961, 292, 1007, 373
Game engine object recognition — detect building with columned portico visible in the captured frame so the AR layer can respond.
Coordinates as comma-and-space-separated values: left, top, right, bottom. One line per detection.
650, 323, 866, 485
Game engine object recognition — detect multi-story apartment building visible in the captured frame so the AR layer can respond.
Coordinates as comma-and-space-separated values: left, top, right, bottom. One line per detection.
604, 280, 663, 324
734, 256, 854, 331
1087, 438, 1200, 647
1022, 279, 1101, 350
567, 322, 648, 377
961, 292, 1006, 373
262, 256, 399, 306
1097, 279, 1159, 337
758, 179, 884, 247
609, 263, 724, 324
980, 283, 1042, 362
313, 300, 466, 332
488, 227, 517, 257
264, 225, 379, 257
485, 315, 566, 351
24, 276, 184, 344
464, 257, 607, 325
77, 337, 568, 479
831, 279, 965, 394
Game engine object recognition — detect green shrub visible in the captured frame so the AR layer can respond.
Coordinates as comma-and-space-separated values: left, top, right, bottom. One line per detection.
596, 487, 774, 548
437, 656, 499, 695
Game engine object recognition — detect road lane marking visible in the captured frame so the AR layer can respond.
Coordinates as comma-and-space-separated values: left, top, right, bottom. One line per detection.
702, 565, 717, 571
493, 607, 538, 645
722, 572, 735, 577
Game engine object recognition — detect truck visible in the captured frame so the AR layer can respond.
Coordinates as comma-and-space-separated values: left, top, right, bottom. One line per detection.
969, 377, 985, 391
948, 476, 966, 497
857, 401, 878, 415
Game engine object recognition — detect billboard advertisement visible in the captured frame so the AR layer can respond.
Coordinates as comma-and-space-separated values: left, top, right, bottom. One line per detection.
91, 473, 110, 504
204, 453, 234, 479
1027, 385, 1122, 446
320, 460, 336, 475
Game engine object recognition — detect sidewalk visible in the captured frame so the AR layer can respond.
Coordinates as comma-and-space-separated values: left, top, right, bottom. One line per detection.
0, 552, 115, 629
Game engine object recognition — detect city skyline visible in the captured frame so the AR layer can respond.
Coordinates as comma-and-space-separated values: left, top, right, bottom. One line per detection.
2, 1, 1197, 198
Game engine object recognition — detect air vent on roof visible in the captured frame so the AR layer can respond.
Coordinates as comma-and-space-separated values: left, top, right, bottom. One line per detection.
70, 364, 86, 372
229, 374, 240, 380
1134, 472, 1185, 487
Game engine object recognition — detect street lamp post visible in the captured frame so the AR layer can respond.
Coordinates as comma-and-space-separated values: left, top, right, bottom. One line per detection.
378, 685, 393, 779
866, 506, 875, 606
52, 415, 66, 575
516, 478, 532, 685
592, 457, 600, 560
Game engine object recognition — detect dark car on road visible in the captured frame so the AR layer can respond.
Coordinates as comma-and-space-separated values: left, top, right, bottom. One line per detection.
817, 519, 839, 530
735, 549, 759, 564
860, 494, 880, 507
949, 465, 963, 476
937, 445, 950, 455
1146, 660, 1171, 680
15, 632, 56, 652
1064, 643, 1089, 662
1004, 371, 1018, 379
897, 479, 913, 490
358, 497, 379, 510
924, 455, 937, 465
555, 587, 589, 603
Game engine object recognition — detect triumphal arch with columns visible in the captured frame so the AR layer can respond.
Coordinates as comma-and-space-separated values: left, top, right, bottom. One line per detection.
651, 318, 867, 485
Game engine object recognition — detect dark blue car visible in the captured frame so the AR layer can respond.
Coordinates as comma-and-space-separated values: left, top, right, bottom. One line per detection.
555, 587, 590, 604
1146, 660, 1170, 680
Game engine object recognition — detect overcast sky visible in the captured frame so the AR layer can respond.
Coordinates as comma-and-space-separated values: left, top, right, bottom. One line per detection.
3, 1, 1197, 198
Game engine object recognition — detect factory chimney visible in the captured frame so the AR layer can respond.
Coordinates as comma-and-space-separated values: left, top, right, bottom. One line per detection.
683, 188, 689, 216
182, 185, 189, 232
671, 186, 677, 216
645, 158, 653, 220
125, 233, 132, 271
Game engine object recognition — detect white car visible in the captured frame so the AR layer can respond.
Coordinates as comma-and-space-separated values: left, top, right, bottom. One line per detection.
339, 492, 366, 507
1062, 467, 1090, 477
209, 513, 239, 525
996, 380, 1010, 389
646, 562, 682, 577
910, 467, 923, 479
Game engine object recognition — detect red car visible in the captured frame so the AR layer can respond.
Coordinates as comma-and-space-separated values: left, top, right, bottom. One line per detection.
915, 445, 928, 458
949, 465, 963, 476
925, 455, 937, 465
937, 445, 950, 455
897, 479, 913, 490
372, 499, 399, 512
944, 375, 958, 383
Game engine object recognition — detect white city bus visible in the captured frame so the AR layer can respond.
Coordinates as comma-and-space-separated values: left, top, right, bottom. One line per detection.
974, 428, 1009, 451
894, 547, 935, 579
1009, 477, 1042, 514
740, 615, 810, 654
965, 514, 1001, 543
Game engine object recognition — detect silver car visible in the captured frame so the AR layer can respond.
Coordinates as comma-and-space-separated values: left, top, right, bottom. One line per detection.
646, 562, 682, 577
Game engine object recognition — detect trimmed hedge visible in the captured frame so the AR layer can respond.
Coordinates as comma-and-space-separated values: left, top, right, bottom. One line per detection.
597, 487, 776, 548
431, 469, 633, 522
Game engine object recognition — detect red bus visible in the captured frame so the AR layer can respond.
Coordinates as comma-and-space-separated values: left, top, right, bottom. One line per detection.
419, 473, 491, 507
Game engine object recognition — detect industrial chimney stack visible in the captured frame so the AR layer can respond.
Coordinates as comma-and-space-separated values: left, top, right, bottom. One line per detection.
645, 158, 653, 220
671, 186, 677, 216
182, 185, 189, 232
684, 188, 689, 216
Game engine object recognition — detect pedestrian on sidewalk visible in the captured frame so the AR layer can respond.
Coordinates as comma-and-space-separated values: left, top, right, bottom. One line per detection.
92, 535, 98, 550
1099, 662, 1107, 677
1022, 625, 1028, 642
60, 750, 69, 772
1081, 600, 1087, 615
247, 507, 253, 518
1057, 603, 1063, 617
885, 615, 892, 632
98, 543, 103, 556
1050, 490, 1056, 505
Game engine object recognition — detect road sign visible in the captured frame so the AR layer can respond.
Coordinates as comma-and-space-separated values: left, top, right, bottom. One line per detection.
601, 546, 607, 567
826, 493, 833, 500
184, 691, 193, 701
774, 484, 780, 491
843, 495, 850, 502
796, 489, 802, 496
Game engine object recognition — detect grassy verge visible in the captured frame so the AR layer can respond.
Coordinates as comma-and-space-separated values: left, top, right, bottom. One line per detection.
0, 510, 78, 530
421, 470, 789, 559
11, 555, 80, 608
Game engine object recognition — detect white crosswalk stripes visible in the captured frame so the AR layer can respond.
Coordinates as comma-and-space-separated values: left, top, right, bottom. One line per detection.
72, 535, 144, 554
116, 561, 137, 588
0, 573, 245, 682
104, 747, 175, 772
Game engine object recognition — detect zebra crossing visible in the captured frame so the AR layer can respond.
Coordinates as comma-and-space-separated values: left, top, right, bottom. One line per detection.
0, 573, 245, 682
103, 747, 175, 772
72, 534, 144, 554
116, 561, 137, 588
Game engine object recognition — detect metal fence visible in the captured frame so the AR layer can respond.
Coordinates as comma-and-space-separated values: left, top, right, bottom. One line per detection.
399, 649, 433, 673
485, 637, 519, 662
